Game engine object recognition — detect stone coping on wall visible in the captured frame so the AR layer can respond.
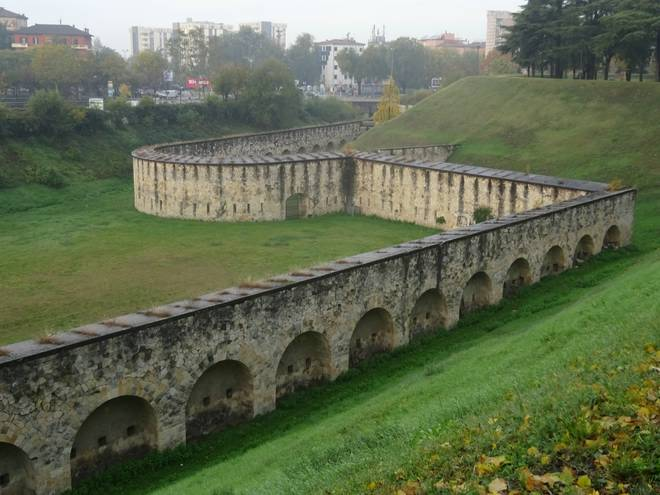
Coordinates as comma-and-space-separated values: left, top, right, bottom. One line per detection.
353, 152, 610, 193
0, 188, 634, 368
138, 120, 369, 156
131, 148, 348, 165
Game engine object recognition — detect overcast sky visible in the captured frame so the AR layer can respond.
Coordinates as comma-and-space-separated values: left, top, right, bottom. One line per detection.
11, 0, 522, 55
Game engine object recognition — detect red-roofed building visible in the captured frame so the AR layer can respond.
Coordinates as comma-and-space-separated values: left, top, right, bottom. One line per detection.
11, 23, 92, 50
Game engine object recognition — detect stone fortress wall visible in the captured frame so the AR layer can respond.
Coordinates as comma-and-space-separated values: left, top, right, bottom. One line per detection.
0, 122, 636, 495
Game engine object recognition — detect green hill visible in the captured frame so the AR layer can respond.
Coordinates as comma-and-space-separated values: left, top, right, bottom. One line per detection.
355, 76, 660, 189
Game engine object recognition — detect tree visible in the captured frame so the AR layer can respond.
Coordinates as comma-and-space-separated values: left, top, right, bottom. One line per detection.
208, 27, 283, 72
211, 64, 250, 100
0, 50, 34, 91
286, 33, 321, 85
390, 38, 428, 92
84, 47, 128, 97
31, 45, 83, 92
481, 51, 520, 75
502, 0, 657, 81
373, 77, 401, 124
0, 23, 10, 50
335, 48, 364, 93
130, 50, 168, 91
244, 59, 301, 128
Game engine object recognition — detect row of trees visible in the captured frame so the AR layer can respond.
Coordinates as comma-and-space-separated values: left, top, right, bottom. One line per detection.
336, 38, 480, 94
501, 0, 660, 81
167, 26, 480, 94
0, 43, 166, 96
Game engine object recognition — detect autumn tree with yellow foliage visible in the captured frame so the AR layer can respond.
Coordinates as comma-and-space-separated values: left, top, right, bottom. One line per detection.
373, 77, 401, 124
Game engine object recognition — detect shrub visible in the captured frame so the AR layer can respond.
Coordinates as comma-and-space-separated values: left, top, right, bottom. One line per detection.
39, 168, 67, 189
304, 97, 360, 123
473, 207, 493, 223
77, 108, 108, 135
26, 90, 75, 136
105, 97, 132, 127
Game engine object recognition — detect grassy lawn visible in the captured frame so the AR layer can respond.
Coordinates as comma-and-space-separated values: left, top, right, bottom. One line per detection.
0, 179, 434, 345
69, 191, 659, 495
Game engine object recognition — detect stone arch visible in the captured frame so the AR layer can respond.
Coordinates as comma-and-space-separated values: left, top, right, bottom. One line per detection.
297, 146, 306, 153
326, 141, 335, 151
574, 235, 595, 265
281, 148, 291, 155
350, 308, 395, 367
409, 289, 448, 340
186, 360, 253, 441
285, 193, 308, 220
0, 442, 35, 495
602, 225, 621, 250
460, 271, 492, 316
503, 258, 532, 297
70, 396, 157, 485
276, 331, 331, 401
312, 144, 321, 152
541, 245, 567, 278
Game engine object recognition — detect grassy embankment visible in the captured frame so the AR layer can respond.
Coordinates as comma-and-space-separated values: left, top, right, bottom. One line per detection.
65, 77, 659, 494
0, 120, 258, 187
356, 76, 660, 189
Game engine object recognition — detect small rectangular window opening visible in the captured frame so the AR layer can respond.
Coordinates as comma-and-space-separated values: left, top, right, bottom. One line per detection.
97, 436, 107, 447
225, 388, 234, 399
371, 332, 377, 342
0, 473, 9, 487
202, 396, 211, 406
287, 364, 294, 374
126, 425, 136, 437
305, 357, 312, 370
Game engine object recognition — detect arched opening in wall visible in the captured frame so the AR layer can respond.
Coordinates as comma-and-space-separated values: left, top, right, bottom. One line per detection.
285, 193, 308, 220
409, 289, 448, 340
503, 258, 532, 297
276, 332, 331, 402
460, 272, 492, 316
326, 141, 335, 151
70, 396, 157, 486
0, 443, 35, 495
541, 246, 567, 278
339, 139, 347, 148
297, 146, 306, 153
312, 144, 321, 152
574, 235, 595, 265
186, 360, 253, 442
350, 308, 395, 367
264, 152, 273, 157
282, 149, 291, 155
602, 225, 621, 250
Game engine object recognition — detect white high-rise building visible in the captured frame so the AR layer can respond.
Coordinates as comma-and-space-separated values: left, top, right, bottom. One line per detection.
130, 26, 173, 57
316, 38, 365, 92
239, 21, 287, 49
172, 18, 231, 39
486, 10, 515, 54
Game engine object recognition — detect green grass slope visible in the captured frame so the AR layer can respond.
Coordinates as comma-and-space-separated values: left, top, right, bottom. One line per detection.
0, 180, 434, 345
70, 200, 660, 494
355, 77, 660, 189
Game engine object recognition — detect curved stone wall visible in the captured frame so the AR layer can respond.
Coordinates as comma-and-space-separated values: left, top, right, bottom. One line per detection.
0, 121, 637, 494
